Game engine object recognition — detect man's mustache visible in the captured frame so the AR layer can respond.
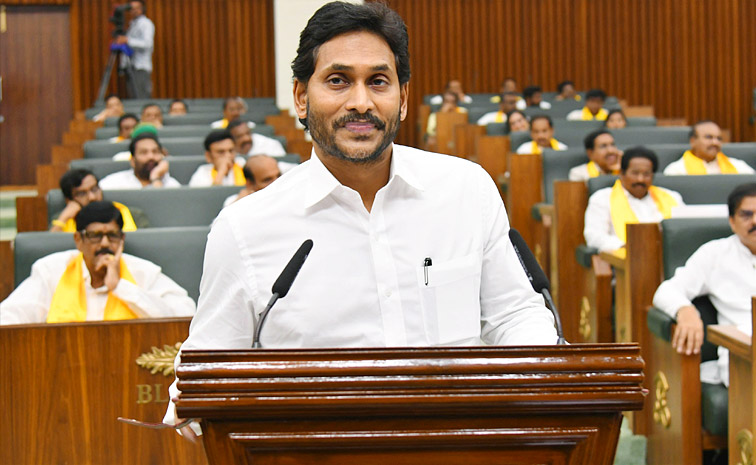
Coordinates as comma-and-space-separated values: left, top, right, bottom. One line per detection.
96, 248, 115, 256
749, 225, 756, 234
333, 112, 386, 130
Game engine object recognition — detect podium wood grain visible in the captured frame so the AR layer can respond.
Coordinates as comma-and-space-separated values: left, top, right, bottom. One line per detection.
0, 318, 207, 465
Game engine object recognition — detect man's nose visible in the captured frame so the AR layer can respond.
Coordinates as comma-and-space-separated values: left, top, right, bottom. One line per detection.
345, 83, 376, 114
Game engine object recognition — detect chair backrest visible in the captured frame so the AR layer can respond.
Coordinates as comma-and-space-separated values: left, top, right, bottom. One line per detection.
610, 127, 691, 146
84, 137, 205, 158
69, 156, 206, 185
542, 148, 589, 202
587, 174, 756, 203
46, 186, 239, 227
722, 143, 756, 168
94, 123, 277, 140
13, 227, 209, 302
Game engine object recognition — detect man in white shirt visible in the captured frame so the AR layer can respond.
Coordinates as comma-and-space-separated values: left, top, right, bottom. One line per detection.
663, 121, 755, 175
568, 129, 623, 182
566, 89, 608, 121
222, 155, 282, 207
211, 97, 250, 129
166, 0, 558, 438
115, 1, 154, 99
100, 133, 181, 189
139, 103, 163, 128
0, 201, 195, 325
653, 183, 756, 386
515, 115, 567, 154
476, 92, 519, 126
516, 85, 552, 111
429, 79, 473, 105
109, 113, 138, 143
228, 119, 287, 157
584, 147, 684, 253
188, 130, 245, 187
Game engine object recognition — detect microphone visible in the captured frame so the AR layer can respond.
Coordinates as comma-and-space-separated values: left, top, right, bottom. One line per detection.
508, 229, 567, 345
252, 239, 313, 348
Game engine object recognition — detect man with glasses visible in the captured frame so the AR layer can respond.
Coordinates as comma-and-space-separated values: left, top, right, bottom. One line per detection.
50, 168, 145, 232
1, 202, 195, 325
653, 183, 756, 386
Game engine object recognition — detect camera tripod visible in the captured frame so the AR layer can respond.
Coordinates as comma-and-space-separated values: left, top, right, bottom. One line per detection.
95, 43, 135, 105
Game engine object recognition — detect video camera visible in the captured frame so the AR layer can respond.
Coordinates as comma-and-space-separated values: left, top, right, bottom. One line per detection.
109, 3, 132, 37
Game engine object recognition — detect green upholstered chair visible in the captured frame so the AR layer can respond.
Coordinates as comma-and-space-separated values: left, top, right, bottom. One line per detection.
95, 123, 278, 140
84, 137, 206, 158
610, 126, 691, 145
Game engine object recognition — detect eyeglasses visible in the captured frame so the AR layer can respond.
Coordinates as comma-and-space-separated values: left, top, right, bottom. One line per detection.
72, 185, 101, 201
79, 230, 124, 243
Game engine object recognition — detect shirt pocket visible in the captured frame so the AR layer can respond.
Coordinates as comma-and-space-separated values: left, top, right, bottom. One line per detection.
416, 253, 481, 345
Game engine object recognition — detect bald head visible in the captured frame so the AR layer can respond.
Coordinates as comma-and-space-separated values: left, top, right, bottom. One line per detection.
689, 121, 723, 162
243, 155, 281, 191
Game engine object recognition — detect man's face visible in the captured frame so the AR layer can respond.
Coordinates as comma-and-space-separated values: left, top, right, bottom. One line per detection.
501, 79, 517, 93
74, 220, 124, 272
119, 117, 138, 138
620, 157, 654, 199
730, 195, 756, 254
690, 122, 723, 162
169, 101, 187, 115
205, 138, 236, 169
141, 105, 162, 125
530, 118, 553, 147
293, 31, 407, 165
586, 97, 604, 114
588, 133, 621, 172
508, 112, 529, 132
448, 80, 463, 96
247, 157, 282, 191
224, 100, 247, 121
71, 175, 103, 206
230, 123, 253, 154
130, 138, 164, 180
527, 92, 542, 107
501, 94, 519, 113
106, 96, 123, 113
560, 84, 575, 98
129, 1, 143, 18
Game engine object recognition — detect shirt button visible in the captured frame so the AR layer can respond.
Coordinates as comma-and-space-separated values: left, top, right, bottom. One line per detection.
384, 288, 393, 298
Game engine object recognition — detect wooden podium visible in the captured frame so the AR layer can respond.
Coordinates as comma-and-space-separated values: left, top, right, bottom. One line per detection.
177, 344, 645, 465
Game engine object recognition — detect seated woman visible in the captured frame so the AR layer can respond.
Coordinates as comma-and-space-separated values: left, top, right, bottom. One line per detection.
505, 110, 529, 133
604, 109, 628, 129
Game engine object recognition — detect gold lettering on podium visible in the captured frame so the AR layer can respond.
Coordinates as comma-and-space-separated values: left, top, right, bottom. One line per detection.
136, 384, 171, 404
136, 342, 182, 377
579, 297, 592, 341
652, 371, 671, 428
736, 428, 752, 465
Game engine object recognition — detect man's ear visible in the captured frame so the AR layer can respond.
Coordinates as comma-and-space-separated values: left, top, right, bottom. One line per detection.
399, 82, 409, 122
73, 231, 84, 252
204, 151, 213, 164
293, 79, 308, 122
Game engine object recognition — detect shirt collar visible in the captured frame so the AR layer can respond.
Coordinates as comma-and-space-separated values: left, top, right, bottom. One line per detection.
304, 144, 425, 209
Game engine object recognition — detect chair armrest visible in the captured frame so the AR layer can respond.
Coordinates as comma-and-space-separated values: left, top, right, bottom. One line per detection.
575, 245, 599, 269
647, 306, 674, 342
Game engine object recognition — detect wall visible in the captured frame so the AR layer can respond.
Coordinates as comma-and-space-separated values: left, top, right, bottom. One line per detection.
384, 0, 756, 147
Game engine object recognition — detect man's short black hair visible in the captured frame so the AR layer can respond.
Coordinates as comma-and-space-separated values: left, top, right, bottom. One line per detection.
129, 132, 162, 155
75, 201, 123, 231
292, 2, 410, 89
621, 146, 658, 173
60, 169, 97, 200
689, 120, 719, 139
728, 183, 756, 217
557, 80, 574, 93
530, 114, 553, 128
105, 93, 120, 102
227, 119, 251, 133
585, 88, 607, 101
118, 113, 138, 130
141, 102, 161, 113
204, 129, 234, 151
584, 129, 612, 150
523, 85, 542, 99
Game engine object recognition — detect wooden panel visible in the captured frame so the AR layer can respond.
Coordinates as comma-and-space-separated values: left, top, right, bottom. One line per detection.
69, 0, 275, 111
453, 123, 485, 159
384, 0, 756, 147
506, 153, 542, 250
0, 241, 13, 302
15, 195, 48, 233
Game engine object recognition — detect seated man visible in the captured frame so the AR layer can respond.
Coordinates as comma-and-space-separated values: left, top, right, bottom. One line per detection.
211, 97, 250, 129
555, 80, 580, 101
93, 94, 124, 122
584, 147, 684, 253
476, 91, 519, 126
566, 88, 609, 121
50, 169, 144, 232
653, 183, 756, 387
168, 99, 188, 116
516, 85, 552, 110
515, 115, 567, 154
228, 119, 287, 157
188, 130, 245, 187
223, 155, 282, 207
140, 103, 164, 128
100, 133, 181, 189
429, 79, 472, 105
0, 201, 195, 325
425, 90, 467, 147
109, 113, 138, 143
663, 120, 755, 175
569, 129, 623, 181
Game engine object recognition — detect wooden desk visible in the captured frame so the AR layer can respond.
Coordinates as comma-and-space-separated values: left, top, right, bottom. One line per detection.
707, 297, 755, 465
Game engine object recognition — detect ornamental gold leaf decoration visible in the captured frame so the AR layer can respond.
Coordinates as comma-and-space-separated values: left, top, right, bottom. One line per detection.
653, 371, 671, 429
136, 342, 182, 377
736, 429, 753, 465
579, 296, 592, 341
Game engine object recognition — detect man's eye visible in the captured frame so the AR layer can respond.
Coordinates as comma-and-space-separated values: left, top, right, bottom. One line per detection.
328, 77, 345, 85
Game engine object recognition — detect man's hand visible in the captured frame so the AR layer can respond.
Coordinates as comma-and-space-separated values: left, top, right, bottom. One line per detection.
95, 241, 123, 292
149, 159, 170, 186
51, 200, 82, 231
213, 157, 234, 185
672, 305, 704, 355
115, 35, 129, 45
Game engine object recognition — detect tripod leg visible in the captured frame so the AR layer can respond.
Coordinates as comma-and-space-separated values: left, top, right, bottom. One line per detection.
95, 51, 119, 105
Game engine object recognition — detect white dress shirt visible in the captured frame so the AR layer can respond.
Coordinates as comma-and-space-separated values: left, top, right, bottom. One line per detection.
516, 100, 552, 111
187, 157, 246, 187
476, 111, 506, 126
124, 15, 154, 72
584, 185, 684, 252
164, 144, 558, 430
515, 140, 568, 154
662, 156, 754, 175
0, 250, 196, 325
653, 235, 756, 386
248, 133, 287, 157
99, 169, 181, 189
568, 163, 601, 182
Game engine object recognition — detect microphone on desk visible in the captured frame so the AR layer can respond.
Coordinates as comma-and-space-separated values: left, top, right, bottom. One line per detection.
508, 229, 567, 345
252, 239, 314, 348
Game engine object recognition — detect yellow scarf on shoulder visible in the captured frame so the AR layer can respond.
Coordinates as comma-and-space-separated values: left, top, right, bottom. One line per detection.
682, 150, 738, 174
586, 161, 619, 178
60, 202, 137, 232
581, 107, 608, 121
609, 179, 678, 243
494, 111, 506, 123
211, 163, 246, 186
47, 252, 138, 323
528, 139, 563, 155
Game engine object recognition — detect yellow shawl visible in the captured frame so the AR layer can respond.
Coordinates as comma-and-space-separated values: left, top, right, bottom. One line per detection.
581, 107, 608, 121
211, 163, 246, 186
609, 179, 678, 243
682, 150, 738, 175
586, 161, 619, 178
527, 139, 563, 155
47, 252, 138, 323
